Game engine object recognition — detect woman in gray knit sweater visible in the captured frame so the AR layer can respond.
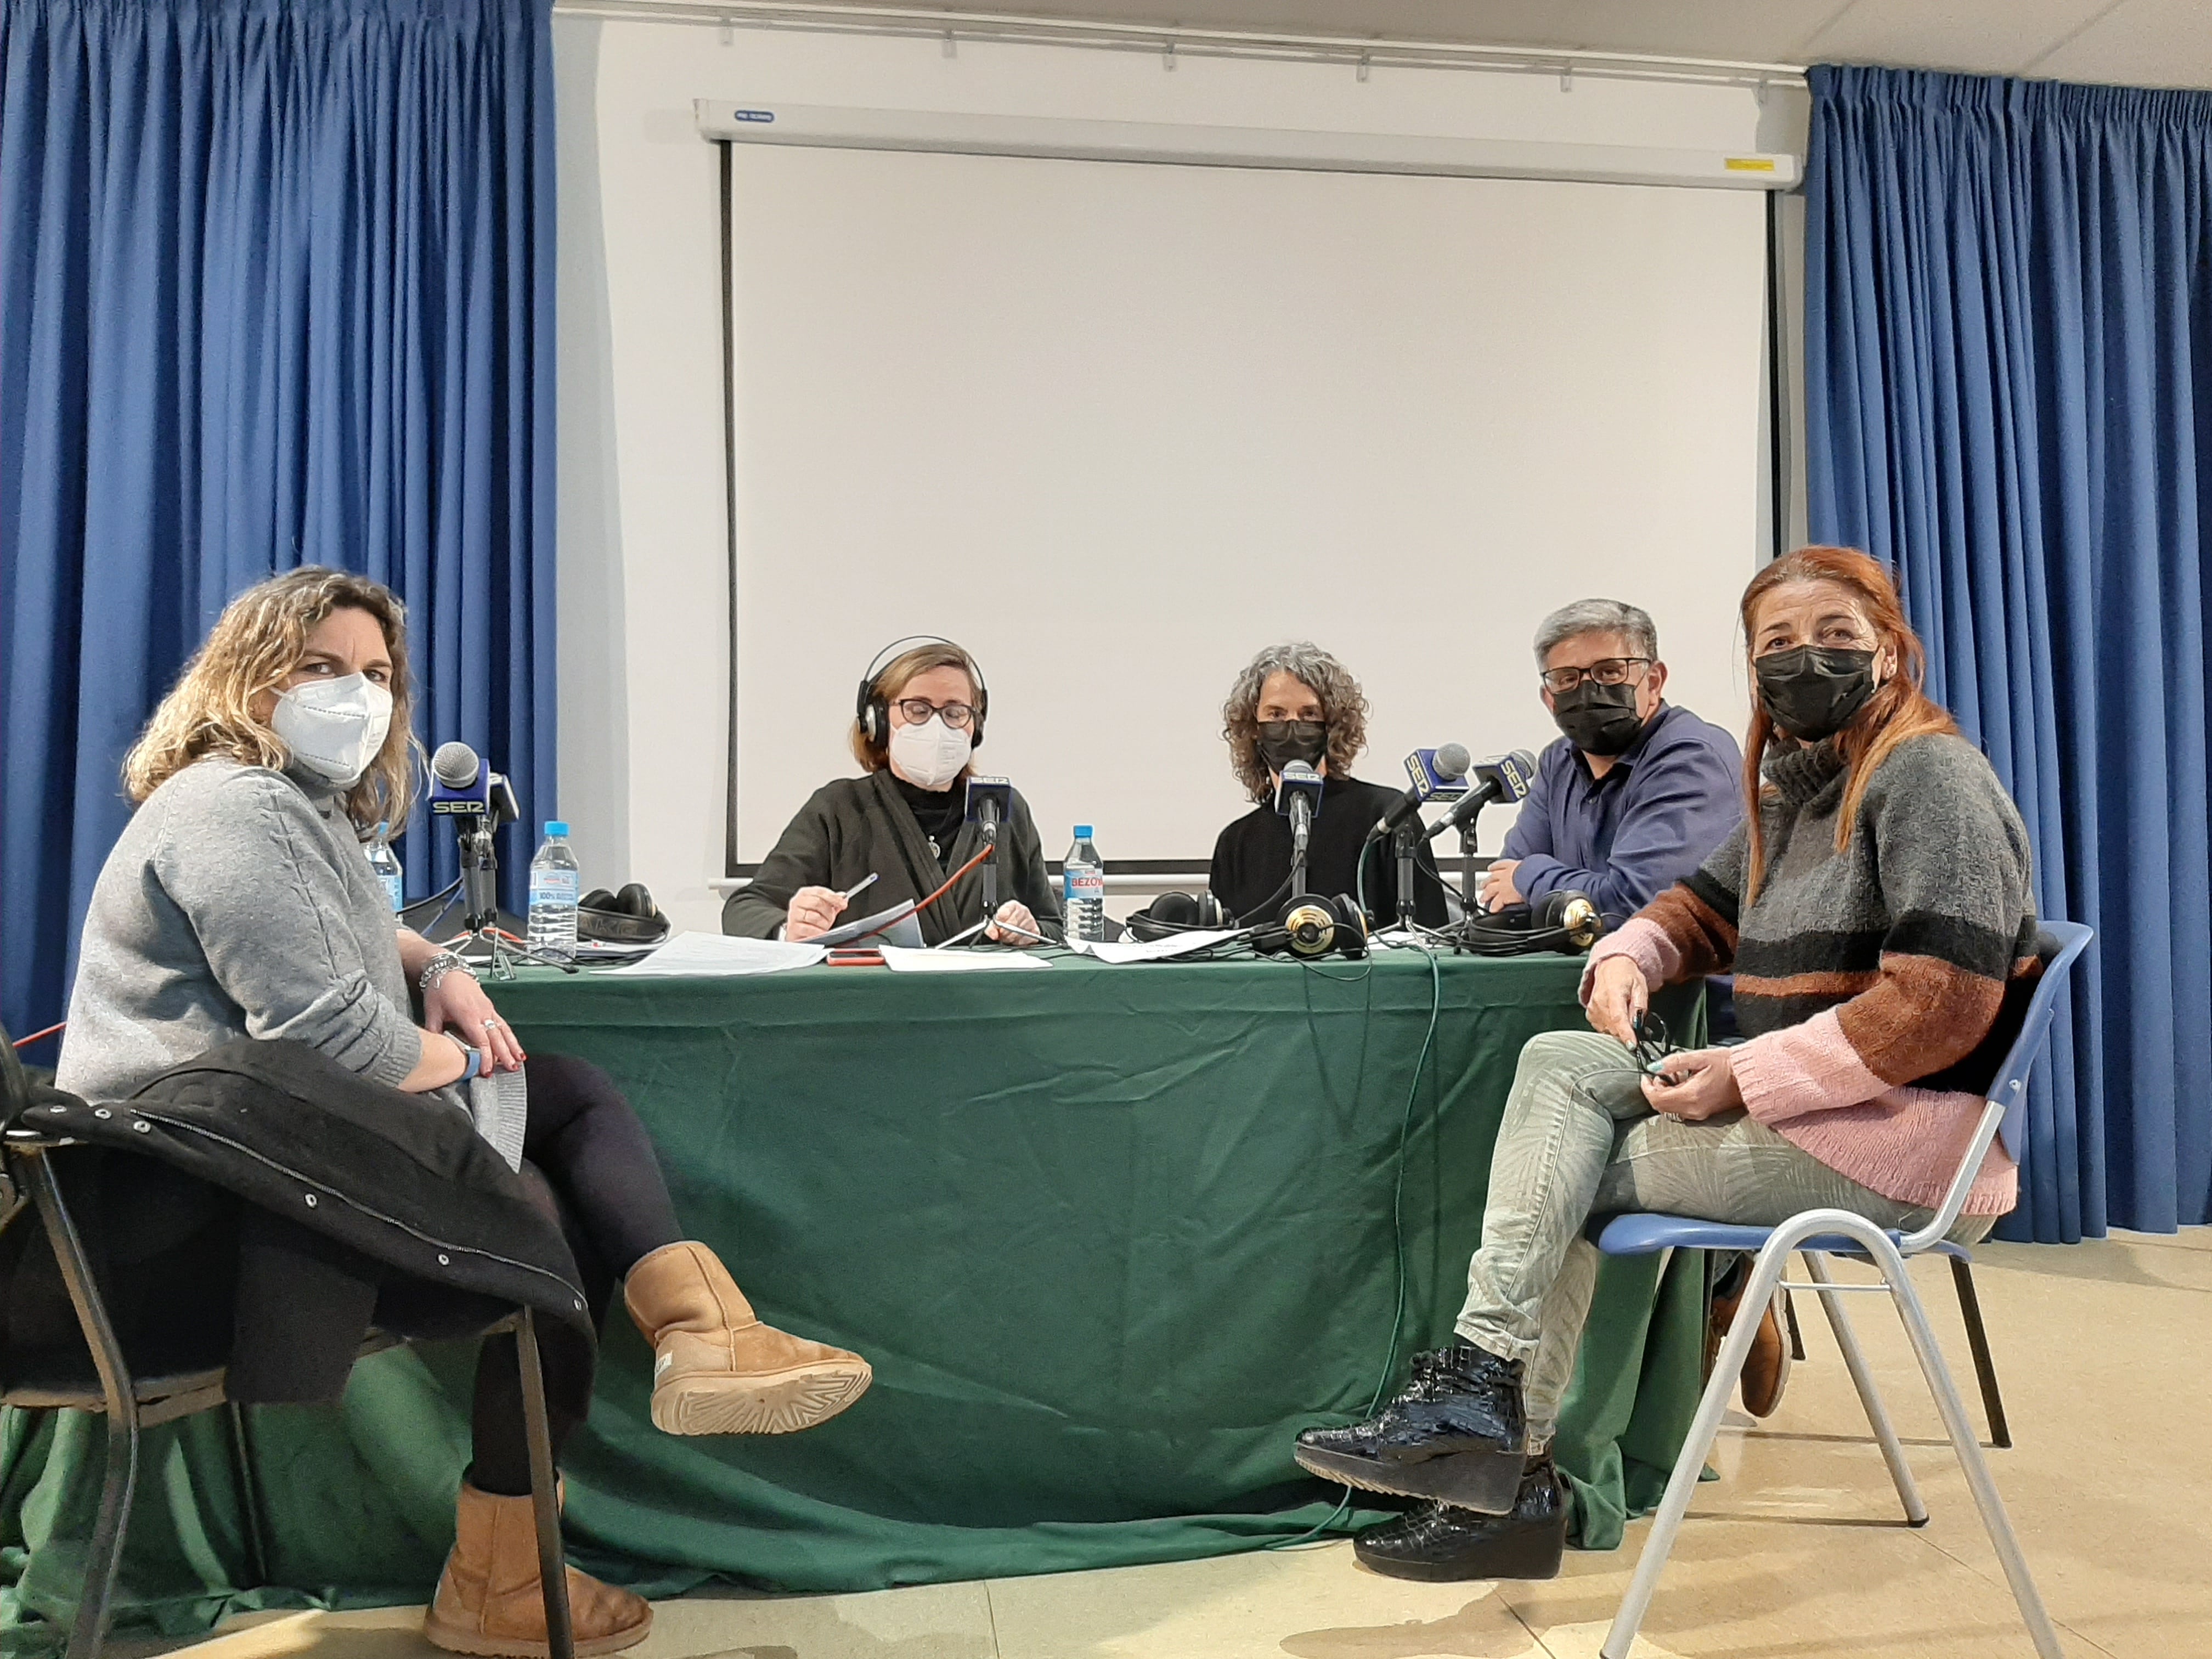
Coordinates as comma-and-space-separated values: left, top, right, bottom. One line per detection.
58, 569, 868, 1656
1295, 548, 2042, 1582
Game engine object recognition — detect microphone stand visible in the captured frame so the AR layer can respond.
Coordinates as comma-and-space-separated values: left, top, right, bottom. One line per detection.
1289, 799, 1313, 899
443, 811, 578, 980
1458, 821, 1482, 925
980, 819, 1000, 921
1393, 819, 1420, 932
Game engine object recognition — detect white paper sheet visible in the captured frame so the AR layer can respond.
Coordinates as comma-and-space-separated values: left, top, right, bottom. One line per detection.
599, 931, 826, 977
1074, 929, 1244, 964
879, 946, 1050, 973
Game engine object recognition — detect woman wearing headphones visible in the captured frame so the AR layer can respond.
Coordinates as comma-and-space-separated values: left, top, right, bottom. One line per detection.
57, 569, 871, 1657
723, 639, 1062, 946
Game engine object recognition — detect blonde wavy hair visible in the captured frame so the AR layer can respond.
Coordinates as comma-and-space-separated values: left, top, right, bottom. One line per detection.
1221, 642, 1370, 802
124, 567, 421, 830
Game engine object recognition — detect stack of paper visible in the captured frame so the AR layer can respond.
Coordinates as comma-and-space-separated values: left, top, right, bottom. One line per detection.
879, 947, 1050, 973
1072, 929, 1244, 964
599, 932, 826, 977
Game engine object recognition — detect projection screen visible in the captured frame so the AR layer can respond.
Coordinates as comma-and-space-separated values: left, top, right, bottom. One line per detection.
721, 142, 1769, 869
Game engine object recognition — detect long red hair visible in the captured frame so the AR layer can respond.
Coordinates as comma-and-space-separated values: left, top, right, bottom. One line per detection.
1739, 547, 1957, 903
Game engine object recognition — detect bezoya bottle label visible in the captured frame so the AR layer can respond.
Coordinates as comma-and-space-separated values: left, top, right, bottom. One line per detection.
530, 868, 579, 906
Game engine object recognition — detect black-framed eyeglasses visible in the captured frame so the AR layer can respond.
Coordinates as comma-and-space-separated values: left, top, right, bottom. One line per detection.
1633, 1011, 1677, 1075
1540, 657, 1654, 695
893, 698, 977, 730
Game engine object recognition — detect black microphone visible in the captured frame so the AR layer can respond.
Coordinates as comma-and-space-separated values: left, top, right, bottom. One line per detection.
1365, 742, 1470, 841
964, 774, 1013, 834
1426, 749, 1539, 842
965, 775, 1014, 917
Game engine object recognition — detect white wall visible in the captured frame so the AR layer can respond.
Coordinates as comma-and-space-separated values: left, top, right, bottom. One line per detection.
554, 14, 1810, 929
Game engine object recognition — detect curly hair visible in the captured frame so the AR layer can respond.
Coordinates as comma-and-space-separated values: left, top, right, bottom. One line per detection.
124, 567, 422, 830
1221, 642, 1370, 802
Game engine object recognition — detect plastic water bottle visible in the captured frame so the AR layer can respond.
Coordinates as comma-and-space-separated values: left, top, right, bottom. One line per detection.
367, 822, 405, 915
527, 821, 581, 963
1063, 826, 1106, 945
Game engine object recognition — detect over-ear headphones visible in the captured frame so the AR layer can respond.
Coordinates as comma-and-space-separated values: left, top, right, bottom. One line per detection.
1127, 890, 1230, 943
855, 636, 990, 750
1253, 893, 1369, 961
1458, 888, 1605, 956
578, 882, 671, 946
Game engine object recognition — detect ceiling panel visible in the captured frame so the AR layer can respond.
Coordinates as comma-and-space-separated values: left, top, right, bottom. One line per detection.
2030, 0, 2212, 88
1790, 0, 2118, 74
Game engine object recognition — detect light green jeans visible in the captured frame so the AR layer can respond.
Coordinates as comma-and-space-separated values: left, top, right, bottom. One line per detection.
1453, 1029, 1995, 1447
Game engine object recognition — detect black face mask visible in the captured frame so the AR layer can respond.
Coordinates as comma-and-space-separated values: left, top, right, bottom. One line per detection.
1550, 682, 1647, 758
1754, 646, 1880, 741
1256, 720, 1328, 772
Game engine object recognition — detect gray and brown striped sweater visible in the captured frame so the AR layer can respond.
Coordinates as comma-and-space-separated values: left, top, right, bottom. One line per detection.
1587, 732, 2038, 1214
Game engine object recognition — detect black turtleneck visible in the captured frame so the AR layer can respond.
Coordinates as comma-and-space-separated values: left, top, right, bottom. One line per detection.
1207, 772, 1449, 926
893, 775, 968, 865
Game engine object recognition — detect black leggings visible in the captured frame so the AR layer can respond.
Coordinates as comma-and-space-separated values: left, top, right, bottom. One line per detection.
464, 1053, 683, 1497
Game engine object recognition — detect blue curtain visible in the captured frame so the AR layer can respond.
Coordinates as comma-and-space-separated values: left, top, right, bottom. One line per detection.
0, 0, 557, 1047
1806, 65, 2212, 1238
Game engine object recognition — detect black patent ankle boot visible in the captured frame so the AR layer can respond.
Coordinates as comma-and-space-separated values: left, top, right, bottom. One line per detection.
1352, 1454, 1567, 1582
1292, 1344, 1527, 1514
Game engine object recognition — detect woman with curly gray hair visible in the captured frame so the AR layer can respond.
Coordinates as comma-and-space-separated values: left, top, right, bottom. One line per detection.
1208, 642, 1446, 925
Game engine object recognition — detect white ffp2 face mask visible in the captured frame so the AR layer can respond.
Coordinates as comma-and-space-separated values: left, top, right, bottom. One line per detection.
273, 673, 394, 788
887, 714, 972, 790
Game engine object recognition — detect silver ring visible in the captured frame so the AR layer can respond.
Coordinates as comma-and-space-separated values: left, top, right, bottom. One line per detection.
483, 1019, 501, 1030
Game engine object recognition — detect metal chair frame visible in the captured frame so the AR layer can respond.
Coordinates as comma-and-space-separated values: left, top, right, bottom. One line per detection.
1592, 921, 2092, 1659
0, 1127, 577, 1659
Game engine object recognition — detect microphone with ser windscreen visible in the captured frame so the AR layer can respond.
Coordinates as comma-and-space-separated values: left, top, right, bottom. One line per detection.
1365, 742, 1471, 842
1274, 761, 1325, 895
1426, 749, 1539, 842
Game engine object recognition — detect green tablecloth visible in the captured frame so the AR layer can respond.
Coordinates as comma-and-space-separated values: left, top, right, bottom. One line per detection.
0, 949, 1706, 1643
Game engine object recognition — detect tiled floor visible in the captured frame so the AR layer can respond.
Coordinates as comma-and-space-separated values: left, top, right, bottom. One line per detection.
131, 1228, 2212, 1659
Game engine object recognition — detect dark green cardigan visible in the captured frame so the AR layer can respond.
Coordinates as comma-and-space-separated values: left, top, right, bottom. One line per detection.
721, 769, 1065, 945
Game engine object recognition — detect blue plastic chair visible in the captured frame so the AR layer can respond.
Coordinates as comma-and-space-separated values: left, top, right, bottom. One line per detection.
1589, 921, 2092, 1659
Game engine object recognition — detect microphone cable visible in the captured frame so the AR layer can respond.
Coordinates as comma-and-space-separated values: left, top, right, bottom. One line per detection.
1268, 945, 1444, 1550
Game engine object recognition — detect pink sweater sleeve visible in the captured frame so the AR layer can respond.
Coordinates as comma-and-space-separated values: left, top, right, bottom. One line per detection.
1729, 1008, 1891, 1124
1578, 916, 1681, 1007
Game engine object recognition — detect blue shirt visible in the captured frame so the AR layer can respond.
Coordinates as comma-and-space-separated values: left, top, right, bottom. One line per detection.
1499, 702, 1743, 924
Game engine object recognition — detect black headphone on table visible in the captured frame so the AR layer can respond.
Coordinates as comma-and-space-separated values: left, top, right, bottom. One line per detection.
1252, 893, 1370, 961
855, 636, 991, 749
1458, 888, 1606, 956
578, 882, 671, 945
1126, 890, 1231, 942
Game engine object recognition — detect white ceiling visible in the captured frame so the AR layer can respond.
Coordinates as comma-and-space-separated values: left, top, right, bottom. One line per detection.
855, 1, 2212, 89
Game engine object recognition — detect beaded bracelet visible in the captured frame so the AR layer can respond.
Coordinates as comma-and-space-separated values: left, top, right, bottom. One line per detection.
419, 951, 477, 996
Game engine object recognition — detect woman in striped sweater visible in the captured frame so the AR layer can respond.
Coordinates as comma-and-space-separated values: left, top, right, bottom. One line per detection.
1295, 547, 2041, 1581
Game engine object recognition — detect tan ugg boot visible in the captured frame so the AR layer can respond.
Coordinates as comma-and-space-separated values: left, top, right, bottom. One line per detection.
424, 1482, 652, 1658
623, 1240, 872, 1435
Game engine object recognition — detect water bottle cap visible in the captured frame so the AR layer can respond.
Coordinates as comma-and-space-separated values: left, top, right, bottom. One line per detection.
1074, 825, 1093, 838
375, 821, 389, 834
545, 821, 569, 837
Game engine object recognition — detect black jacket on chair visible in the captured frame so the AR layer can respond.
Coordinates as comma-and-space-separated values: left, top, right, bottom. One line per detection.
0, 1039, 593, 1407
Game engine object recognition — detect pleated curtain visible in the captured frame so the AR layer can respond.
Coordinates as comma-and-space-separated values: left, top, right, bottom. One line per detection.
0, 0, 557, 1043
1805, 65, 2212, 1237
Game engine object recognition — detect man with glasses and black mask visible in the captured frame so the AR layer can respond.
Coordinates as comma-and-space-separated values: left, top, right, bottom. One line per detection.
1479, 600, 1741, 933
